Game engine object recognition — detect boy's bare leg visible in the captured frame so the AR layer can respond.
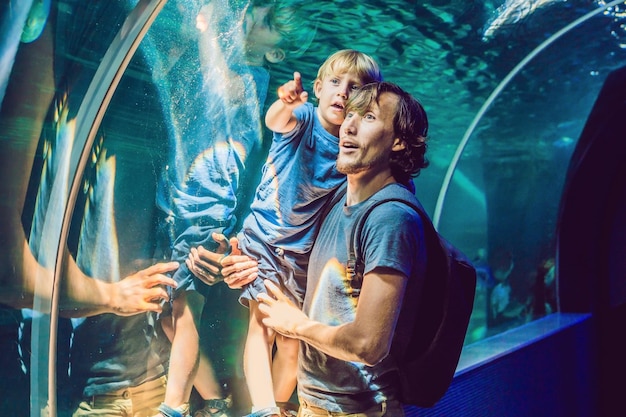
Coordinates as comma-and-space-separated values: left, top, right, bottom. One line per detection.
271, 334, 298, 402
159, 291, 204, 413
194, 353, 223, 401
244, 300, 277, 411
161, 294, 224, 401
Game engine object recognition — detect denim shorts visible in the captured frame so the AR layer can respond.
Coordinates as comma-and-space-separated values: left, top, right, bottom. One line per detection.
238, 233, 308, 308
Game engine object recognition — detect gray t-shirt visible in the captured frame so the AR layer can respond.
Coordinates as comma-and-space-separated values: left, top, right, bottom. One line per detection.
299, 183, 427, 412
70, 313, 168, 396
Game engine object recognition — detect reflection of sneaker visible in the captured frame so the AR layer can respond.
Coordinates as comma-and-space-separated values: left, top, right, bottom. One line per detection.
242, 406, 281, 417
194, 395, 233, 417
276, 402, 298, 417
159, 403, 191, 417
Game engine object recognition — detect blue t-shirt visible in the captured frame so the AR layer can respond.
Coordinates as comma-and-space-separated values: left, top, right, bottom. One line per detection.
151, 2, 271, 293
239, 102, 346, 255
298, 183, 427, 412
237, 103, 346, 305
156, 64, 270, 250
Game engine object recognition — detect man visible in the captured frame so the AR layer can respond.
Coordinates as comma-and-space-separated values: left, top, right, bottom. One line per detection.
254, 81, 430, 416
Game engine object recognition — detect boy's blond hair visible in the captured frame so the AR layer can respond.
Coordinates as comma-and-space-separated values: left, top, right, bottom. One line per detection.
316, 49, 383, 84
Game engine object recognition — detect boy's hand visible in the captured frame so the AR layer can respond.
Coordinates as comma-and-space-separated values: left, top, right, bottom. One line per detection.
186, 233, 231, 285
266, 72, 306, 132
186, 233, 259, 288
277, 72, 308, 106
196, 7, 209, 33
221, 237, 259, 289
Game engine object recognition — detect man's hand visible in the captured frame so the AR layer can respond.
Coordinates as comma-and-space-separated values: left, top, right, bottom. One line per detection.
257, 280, 308, 337
277, 71, 308, 106
110, 262, 179, 316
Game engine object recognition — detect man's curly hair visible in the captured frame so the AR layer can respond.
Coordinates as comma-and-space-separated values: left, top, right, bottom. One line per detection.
345, 82, 429, 185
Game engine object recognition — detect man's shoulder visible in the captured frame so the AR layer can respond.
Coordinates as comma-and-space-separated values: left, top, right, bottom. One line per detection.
372, 183, 423, 212
355, 185, 422, 229
361, 184, 427, 238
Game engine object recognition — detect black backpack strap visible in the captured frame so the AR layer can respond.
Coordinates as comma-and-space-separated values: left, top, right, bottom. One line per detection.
348, 197, 429, 290
346, 193, 476, 407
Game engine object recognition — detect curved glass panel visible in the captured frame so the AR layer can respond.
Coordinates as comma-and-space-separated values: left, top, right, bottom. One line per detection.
2, 0, 626, 415
1, 0, 162, 414
59, 1, 270, 414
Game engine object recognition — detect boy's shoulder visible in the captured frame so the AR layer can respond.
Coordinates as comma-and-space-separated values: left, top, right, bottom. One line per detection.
294, 101, 316, 116
292, 102, 317, 126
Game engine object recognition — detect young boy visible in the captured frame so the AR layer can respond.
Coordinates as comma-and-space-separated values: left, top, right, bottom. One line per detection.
191, 49, 383, 417
154, 2, 313, 417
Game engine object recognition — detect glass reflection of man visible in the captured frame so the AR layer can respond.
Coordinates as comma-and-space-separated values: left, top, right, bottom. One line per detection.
151, 1, 311, 416
0, 2, 179, 416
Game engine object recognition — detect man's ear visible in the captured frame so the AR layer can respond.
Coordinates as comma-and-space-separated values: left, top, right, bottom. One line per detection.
265, 48, 286, 64
392, 138, 406, 151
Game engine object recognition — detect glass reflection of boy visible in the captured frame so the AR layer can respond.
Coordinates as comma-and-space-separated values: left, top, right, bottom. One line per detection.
154, 2, 308, 417
188, 50, 383, 417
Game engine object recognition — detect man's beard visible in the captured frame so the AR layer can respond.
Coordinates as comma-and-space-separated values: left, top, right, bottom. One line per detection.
337, 160, 367, 175
336, 152, 386, 175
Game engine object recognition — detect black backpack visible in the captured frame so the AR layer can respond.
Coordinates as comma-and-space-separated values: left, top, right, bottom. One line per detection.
346, 191, 477, 408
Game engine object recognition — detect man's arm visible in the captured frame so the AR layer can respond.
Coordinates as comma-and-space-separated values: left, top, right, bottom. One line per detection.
265, 71, 308, 133
59, 255, 179, 318
0, 217, 178, 317
258, 269, 408, 366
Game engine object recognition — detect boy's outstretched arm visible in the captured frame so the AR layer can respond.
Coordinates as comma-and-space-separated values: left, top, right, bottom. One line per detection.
265, 71, 309, 133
